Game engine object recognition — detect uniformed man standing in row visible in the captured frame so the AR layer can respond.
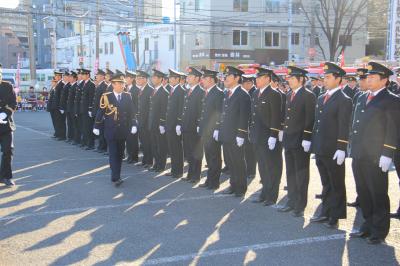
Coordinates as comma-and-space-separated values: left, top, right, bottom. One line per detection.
349, 62, 400, 244
165, 69, 186, 179
278, 66, 316, 217
241, 74, 257, 180
148, 69, 169, 172
250, 67, 282, 205
0, 64, 17, 187
47, 78, 58, 138
93, 73, 135, 186
59, 71, 70, 141
92, 69, 108, 153
217, 66, 251, 197
180, 67, 205, 183
53, 70, 65, 140
80, 69, 96, 150
310, 62, 352, 228
310, 76, 322, 97
134, 70, 153, 168
125, 70, 139, 163
342, 75, 359, 100
73, 69, 84, 145
198, 69, 224, 190
66, 71, 78, 143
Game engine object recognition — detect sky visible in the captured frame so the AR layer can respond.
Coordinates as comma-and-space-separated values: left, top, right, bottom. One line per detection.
0, 0, 20, 9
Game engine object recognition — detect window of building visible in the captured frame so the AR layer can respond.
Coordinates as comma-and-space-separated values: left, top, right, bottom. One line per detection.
144, 38, 149, 51
264, 31, 280, 47
131, 39, 136, 52
233, 0, 248, 12
339, 35, 352, 46
265, 0, 280, 12
233, 30, 248, 46
110, 42, 114, 54
291, 32, 300, 45
195, 0, 202, 12
169, 35, 175, 50
104, 42, 108, 55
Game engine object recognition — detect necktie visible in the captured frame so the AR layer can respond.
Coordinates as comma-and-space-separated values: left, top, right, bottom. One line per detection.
170, 88, 174, 96
323, 94, 330, 104
188, 88, 192, 97
205, 89, 208, 97
258, 90, 261, 98
367, 92, 374, 104
290, 92, 296, 102
117, 94, 121, 102
228, 90, 232, 98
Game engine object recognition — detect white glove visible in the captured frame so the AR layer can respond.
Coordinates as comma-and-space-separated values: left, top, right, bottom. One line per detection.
379, 155, 392, 172
60, 110, 64, 114
0, 113, 6, 120
197, 126, 200, 133
301, 140, 311, 152
213, 130, 219, 141
268, 137, 277, 150
88, 111, 92, 117
131, 126, 137, 135
332, 150, 346, 165
278, 130, 283, 142
236, 137, 244, 147
93, 128, 100, 136
176, 125, 182, 136
0, 119, 7, 124
159, 126, 165, 135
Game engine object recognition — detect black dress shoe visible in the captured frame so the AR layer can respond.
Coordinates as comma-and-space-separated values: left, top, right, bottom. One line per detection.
263, 200, 275, 206
277, 205, 293, 212
347, 201, 360, 207
310, 215, 329, 223
367, 237, 384, 245
199, 183, 208, 188
165, 172, 173, 176
324, 218, 338, 229
349, 230, 369, 238
222, 188, 235, 195
291, 210, 304, 217
189, 179, 199, 184
181, 177, 191, 181
235, 192, 245, 197
390, 212, 400, 219
113, 179, 124, 187
173, 174, 183, 179
207, 185, 219, 190
2, 179, 15, 187
251, 197, 265, 204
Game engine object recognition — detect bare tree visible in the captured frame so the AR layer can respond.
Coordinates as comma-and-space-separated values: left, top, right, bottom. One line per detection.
299, 0, 368, 61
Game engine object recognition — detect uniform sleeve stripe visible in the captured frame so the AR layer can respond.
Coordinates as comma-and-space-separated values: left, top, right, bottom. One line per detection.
304, 130, 312, 134
270, 128, 280, 132
238, 129, 248, 133
384, 144, 397, 150
337, 139, 349, 144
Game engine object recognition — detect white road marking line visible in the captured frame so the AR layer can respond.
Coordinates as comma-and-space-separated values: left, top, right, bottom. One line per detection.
16, 124, 52, 137
0, 194, 230, 221
142, 234, 346, 265
12, 157, 108, 165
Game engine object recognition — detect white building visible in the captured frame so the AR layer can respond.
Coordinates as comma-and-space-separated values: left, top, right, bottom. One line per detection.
56, 23, 179, 73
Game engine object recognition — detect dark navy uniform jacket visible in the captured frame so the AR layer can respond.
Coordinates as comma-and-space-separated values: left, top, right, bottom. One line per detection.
219, 86, 251, 144
198, 85, 224, 138
148, 86, 169, 131
0, 81, 17, 134
166, 84, 185, 132
136, 84, 154, 129
94, 91, 135, 140
182, 85, 205, 132
350, 88, 400, 162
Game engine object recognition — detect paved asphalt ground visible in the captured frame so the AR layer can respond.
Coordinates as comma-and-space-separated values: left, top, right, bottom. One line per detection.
1, 112, 400, 265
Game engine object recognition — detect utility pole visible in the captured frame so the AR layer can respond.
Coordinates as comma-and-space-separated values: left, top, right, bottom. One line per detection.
95, 0, 100, 72
288, 0, 293, 63
27, 0, 36, 84
135, 0, 140, 68
174, 0, 177, 69
79, 20, 84, 67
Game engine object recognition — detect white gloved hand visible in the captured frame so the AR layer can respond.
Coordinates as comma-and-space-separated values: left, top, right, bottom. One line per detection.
379, 155, 392, 172
0, 119, 7, 124
268, 137, 277, 150
332, 150, 346, 165
197, 126, 200, 133
131, 126, 137, 135
93, 128, 100, 136
278, 130, 283, 142
60, 110, 64, 114
176, 125, 182, 136
236, 137, 244, 147
301, 140, 311, 152
213, 130, 219, 141
0, 112, 7, 120
88, 111, 92, 117
159, 126, 166, 135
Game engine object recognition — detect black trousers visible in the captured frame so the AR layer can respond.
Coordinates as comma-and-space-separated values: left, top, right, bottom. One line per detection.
394, 151, 400, 214
203, 135, 222, 187
223, 142, 247, 194
150, 129, 167, 170
108, 138, 125, 181
256, 143, 283, 203
0, 132, 13, 180
97, 129, 107, 151
167, 130, 183, 176
73, 114, 82, 144
316, 155, 347, 219
126, 133, 139, 161
245, 141, 257, 176
82, 114, 94, 147
139, 127, 152, 165
49, 111, 57, 136
285, 148, 310, 212
352, 159, 390, 239
53, 110, 66, 139
66, 112, 75, 140
183, 131, 203, 180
